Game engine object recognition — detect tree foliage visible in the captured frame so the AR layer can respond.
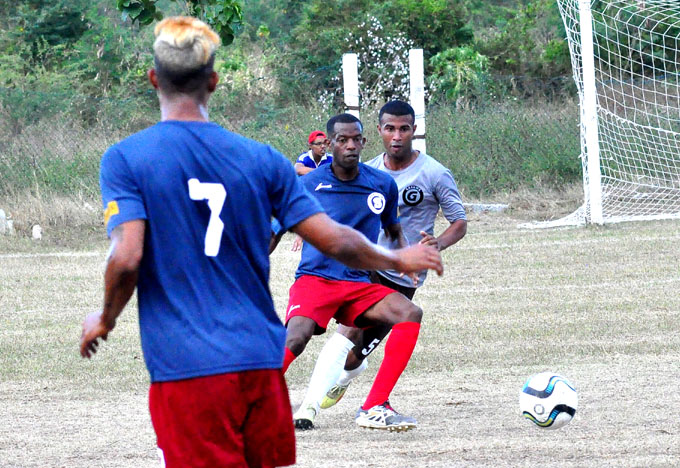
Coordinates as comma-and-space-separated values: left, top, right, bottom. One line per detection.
373, 0, 474, 56
476, 0, 570, 78
428, 46, 489, 106
0, 0, 580, 117
115, 0, 243, 45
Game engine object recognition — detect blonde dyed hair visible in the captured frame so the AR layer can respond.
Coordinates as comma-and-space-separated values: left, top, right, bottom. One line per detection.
153, 16, 220, 73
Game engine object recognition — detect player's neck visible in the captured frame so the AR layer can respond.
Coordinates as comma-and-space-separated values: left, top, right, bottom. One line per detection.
384, 150, 419, 171
331, 163, 359, 181
159, 95, 210, 122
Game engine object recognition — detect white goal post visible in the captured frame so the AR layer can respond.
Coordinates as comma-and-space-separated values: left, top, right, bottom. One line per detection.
342, 50, 427, 150
526, 0, 680, 227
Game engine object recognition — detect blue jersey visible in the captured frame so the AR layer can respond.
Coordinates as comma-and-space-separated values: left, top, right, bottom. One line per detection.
295, 163, 399, 283
296, 150, 332, 169
100, 121, 322, 382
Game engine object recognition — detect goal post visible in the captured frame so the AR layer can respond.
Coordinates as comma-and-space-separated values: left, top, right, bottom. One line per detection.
342, 53, 360, 119
341, 50, 427, 150
409, 48, 427, 154
578, 0, 604, 225
525, 0, 680, 227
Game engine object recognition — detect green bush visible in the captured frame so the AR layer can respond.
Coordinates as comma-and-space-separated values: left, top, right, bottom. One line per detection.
427, 100, 581, 197
0, 92, 582, 200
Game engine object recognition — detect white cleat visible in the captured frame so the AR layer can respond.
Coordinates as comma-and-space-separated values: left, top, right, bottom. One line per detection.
355, 401, 417, 432
293, 403, 319, 430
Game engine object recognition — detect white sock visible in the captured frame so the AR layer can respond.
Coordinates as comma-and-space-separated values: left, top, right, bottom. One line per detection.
337, 358, 368, 386
298, 332, 355, 411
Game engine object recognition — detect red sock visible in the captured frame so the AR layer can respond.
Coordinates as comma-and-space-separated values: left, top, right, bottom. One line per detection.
362, 321, 420, 410
282, 347, 297, 374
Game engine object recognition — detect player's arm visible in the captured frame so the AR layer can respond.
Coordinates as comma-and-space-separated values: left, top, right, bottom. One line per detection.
386, 222, 421, 284
385, 222, 409, 249
420, 169, 468, 251
294, 162, 314, 176
292, 213, 443, 275
80, 219, 145, 358
419, 218, 467, 251
269, 218, 285, 254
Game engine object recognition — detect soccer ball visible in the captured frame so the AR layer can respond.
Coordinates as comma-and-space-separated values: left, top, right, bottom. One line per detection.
519, 372, 577, 429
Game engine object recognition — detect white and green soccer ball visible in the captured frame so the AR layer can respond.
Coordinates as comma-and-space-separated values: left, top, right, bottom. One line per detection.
519, 372, 577, 429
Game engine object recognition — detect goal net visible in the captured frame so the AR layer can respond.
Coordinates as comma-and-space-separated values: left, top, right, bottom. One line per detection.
527, 0, 680, 227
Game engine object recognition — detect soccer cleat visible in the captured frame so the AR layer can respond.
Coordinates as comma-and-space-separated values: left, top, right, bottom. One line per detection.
320, 382, 350, 409
293, 403, 319, 430
355, 401, 417, 432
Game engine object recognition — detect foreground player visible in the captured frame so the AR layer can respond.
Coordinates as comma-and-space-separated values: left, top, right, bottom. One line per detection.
283, 113, 430, 432
78, 18, 442, 468
295, 100, 467, 428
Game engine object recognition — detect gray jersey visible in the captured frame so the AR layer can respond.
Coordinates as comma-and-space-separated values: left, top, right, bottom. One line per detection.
365, 152, 466, 288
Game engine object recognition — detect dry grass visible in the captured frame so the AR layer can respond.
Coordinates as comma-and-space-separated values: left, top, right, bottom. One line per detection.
1, 213, 680, 467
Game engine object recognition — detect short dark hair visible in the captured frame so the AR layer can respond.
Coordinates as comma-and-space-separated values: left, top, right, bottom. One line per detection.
154, 54, 215, 95
379, 100, 415, 125
326, 113, 363, 137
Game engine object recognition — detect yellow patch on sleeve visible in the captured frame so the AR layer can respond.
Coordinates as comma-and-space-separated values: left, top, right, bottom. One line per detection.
104, 200, 120, 226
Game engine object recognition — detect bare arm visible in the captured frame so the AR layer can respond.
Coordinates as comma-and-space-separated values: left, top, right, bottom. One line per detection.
384, 222, 409, 249
419, 219, 467, 251
385, 222, 420, 284
292, 213, 443, 275
269, 229, 285, 254
294, 163, 314, 176
80, 220, 145, 358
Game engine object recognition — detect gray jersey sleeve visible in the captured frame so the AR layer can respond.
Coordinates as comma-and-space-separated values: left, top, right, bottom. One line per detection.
434, 169, 466, 222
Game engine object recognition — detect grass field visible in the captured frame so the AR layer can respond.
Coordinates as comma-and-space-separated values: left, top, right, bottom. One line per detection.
1, 211, 679, 467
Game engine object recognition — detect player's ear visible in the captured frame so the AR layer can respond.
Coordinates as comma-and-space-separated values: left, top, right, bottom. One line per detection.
148, 69, 159, 89
412, 123, 417, 134
208, 71, 219, 93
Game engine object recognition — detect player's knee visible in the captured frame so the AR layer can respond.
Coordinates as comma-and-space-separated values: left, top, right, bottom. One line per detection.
285, 332, 310, 356
285, 318, 315, 356
337, 325, 363, 345
400, 302, 422, 324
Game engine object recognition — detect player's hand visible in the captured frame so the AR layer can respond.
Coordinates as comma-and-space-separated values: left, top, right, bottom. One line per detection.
291, 235, 303, 252
401, 271, 420, 287
395, 243, 443, 277
80, 311, 113, 359
419, 231, 440, 251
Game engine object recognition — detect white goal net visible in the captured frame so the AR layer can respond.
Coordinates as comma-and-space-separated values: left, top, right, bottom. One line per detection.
527, 0, 680, 227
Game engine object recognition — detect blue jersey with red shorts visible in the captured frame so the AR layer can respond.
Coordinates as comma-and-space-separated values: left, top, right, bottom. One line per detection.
296, 163, 399, 283
286, 163, 400, 331
100, 120, 322, 383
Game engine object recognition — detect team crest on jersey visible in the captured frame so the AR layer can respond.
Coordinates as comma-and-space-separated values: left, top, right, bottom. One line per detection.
367, 192, 386, 214
402, 185, 424, 206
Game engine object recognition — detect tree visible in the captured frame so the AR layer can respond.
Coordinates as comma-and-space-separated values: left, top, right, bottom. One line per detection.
477, 0, 570, 79
115, 0, 243, 45
428, 46, 489, 107
374, 0, 473, 57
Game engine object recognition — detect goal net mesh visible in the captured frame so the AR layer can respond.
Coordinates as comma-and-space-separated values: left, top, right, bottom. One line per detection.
527, 0, 680, 227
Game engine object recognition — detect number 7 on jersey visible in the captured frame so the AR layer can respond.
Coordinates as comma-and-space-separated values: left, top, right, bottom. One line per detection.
188, 178, 226, 257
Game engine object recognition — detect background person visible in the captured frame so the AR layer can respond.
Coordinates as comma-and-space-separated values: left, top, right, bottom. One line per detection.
79, 20, 443, 468
294, 130, 332, 176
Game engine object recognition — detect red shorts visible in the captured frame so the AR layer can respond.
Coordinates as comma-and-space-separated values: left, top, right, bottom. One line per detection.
284, 275, 396, 332
149, 369, 295, 468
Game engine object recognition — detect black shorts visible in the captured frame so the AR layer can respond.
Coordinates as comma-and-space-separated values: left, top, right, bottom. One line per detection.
369, 271, 417, 300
